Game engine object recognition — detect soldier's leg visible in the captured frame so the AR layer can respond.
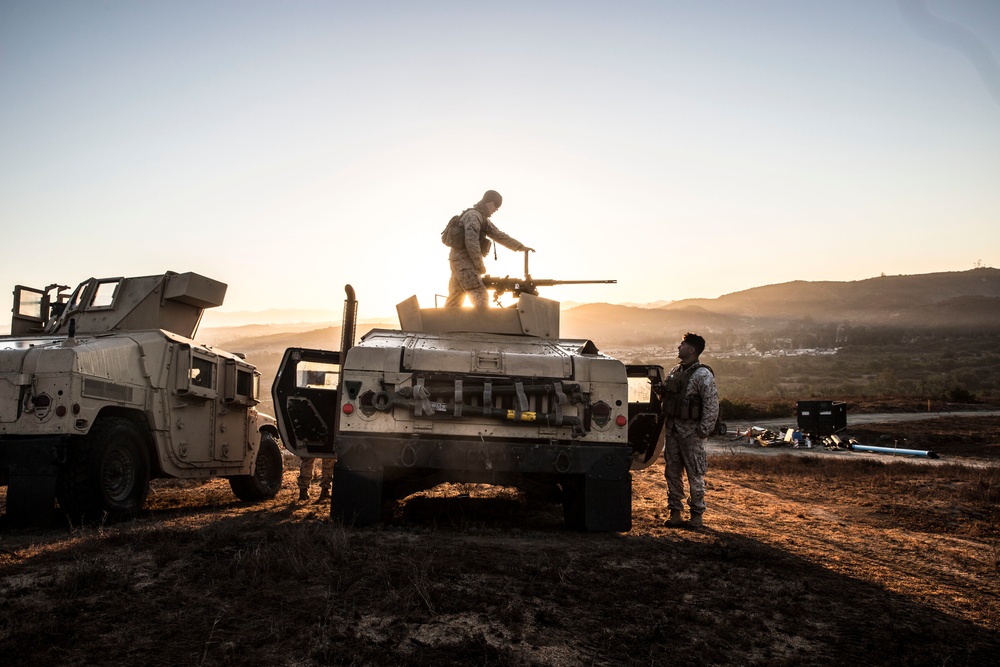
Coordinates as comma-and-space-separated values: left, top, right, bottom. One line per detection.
457, 269, 487, 308
297, 457, 315, 488
680, 434, 708, 516
316, 458, 335, 502
319, 458, 335, 492
456, 267, 489, 309
297, 457, 316, 500
444, 265, 466, 307
468, 285, 489, 309
663, 435, 686, 513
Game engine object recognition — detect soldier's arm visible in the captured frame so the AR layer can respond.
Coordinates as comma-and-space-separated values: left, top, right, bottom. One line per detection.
461, 211, 486, 273
484, 221, 527, 252
694, 370, 720, 438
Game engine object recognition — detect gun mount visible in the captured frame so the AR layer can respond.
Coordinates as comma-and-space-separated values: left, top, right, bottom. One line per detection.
482, 251, 616, 305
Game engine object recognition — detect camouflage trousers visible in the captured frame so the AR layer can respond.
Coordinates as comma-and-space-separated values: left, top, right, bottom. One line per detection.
298, 457, 335, 492
445, 256, 488, 308
664, 428, 708, 514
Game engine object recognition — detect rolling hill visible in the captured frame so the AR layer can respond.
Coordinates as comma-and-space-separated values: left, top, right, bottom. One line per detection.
663, 268, 1000, 323
561, 268, 1000, 344
200, 268, 1000, 353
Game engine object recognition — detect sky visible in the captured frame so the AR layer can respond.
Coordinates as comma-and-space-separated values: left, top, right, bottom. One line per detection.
1, 0, 998, 323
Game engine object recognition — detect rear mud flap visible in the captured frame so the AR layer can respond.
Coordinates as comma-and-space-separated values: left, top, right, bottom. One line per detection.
331, 462, 383, 526
3, 439, 61, 527
562, 473, 632, 532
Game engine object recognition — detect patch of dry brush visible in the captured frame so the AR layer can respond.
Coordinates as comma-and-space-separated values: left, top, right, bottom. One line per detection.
1, 454, 998, 666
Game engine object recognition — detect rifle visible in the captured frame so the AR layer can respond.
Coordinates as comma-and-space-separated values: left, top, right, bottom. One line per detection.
482, 251, 616, 303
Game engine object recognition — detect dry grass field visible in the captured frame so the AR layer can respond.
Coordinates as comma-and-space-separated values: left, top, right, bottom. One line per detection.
1, 415, 998, 666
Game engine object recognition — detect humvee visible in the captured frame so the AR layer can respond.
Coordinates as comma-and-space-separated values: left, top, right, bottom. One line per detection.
0, 271, 283, 525
273, 275, 666, 531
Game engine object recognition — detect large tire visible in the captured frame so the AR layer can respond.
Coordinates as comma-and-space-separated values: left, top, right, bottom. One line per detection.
57, 416, 151, 523
229, 433, 283, 502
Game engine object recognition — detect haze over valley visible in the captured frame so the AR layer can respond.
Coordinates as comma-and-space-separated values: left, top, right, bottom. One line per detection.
195, 268, 1000, 416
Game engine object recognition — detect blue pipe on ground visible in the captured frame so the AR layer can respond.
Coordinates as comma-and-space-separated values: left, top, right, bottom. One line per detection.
849, 443, 939, 459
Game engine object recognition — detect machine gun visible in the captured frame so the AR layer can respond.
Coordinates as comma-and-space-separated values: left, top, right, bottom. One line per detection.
482, 251, 616, 304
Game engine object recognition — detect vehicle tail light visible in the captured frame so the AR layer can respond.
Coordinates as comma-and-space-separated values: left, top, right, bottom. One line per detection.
591, 401, 611, 427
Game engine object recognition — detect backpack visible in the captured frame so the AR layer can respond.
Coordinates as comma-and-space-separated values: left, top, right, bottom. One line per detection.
441, 208, 475, 249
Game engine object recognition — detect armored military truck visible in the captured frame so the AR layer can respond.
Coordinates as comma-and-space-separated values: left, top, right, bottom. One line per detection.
273, 277, 666, 531
0, 271, 283, 525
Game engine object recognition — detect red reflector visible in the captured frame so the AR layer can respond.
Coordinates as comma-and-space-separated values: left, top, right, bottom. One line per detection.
615, 415, 627, 427
73, 403, 81, 414
343, 403, 354, 414
56, 405, 67, 417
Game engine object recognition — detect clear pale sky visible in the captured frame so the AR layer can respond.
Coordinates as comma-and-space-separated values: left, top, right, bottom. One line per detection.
2, 0, 998, 322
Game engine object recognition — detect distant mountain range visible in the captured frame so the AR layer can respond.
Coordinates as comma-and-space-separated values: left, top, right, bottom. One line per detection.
195, 269, 1000, 352
200, 309, 345, 328
560, 268, 1000, 344
663, 268, 1000, 321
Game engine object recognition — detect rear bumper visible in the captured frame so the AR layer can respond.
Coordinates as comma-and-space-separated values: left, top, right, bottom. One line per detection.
334, 433, 632, 480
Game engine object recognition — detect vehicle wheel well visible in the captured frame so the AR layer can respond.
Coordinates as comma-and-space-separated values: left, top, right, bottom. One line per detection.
259, 424, 280, 441
93, 407, 162, 478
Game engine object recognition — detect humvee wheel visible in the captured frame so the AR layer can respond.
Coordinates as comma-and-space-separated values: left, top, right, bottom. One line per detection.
229, 433, 283, 501
58, 417, 151, 523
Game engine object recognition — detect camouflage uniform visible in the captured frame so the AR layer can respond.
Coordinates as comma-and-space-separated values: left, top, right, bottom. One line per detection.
663, 363, 719, 515
445, 205, 528, 308
297, 456, 334, 494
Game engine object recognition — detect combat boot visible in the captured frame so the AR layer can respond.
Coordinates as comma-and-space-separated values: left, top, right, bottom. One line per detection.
298, 488, 309, 501
688, 512, 704, 529
664, 510, 683, 527
316, 488, 330, 503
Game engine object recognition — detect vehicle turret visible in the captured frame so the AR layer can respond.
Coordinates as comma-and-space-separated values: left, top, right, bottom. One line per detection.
10, 271, 225, 338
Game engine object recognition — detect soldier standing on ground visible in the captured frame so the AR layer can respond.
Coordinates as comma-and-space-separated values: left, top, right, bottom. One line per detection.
443, 190, 534, 308
658, 332, 720, 528
297, 457, 334, 502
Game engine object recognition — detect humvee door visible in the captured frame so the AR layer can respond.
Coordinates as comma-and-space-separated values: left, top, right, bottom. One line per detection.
626, 364, 666, 470
272, 347, 341, 457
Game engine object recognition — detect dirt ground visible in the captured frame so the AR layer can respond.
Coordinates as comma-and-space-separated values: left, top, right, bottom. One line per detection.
1, 413, 998, 666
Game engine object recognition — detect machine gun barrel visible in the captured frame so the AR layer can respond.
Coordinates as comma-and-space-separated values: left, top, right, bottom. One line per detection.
482, 250, 615, 300
482, 276, 617, 298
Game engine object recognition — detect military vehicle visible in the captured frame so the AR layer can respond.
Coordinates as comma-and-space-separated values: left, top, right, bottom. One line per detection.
273, 256, 666, 531
0, 271, 283, 525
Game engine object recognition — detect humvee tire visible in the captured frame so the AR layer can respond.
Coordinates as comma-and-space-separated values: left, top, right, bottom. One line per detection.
57, 416, 151, 523
229, 433, 284, 502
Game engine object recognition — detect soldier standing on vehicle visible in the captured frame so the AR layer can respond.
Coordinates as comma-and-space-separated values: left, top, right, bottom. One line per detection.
297, 457, 334, 502
442, 190, 534, 308
659, 332, 719, 529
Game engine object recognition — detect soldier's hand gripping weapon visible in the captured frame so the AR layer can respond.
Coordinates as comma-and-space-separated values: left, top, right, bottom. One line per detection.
482, 251, 616, 304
